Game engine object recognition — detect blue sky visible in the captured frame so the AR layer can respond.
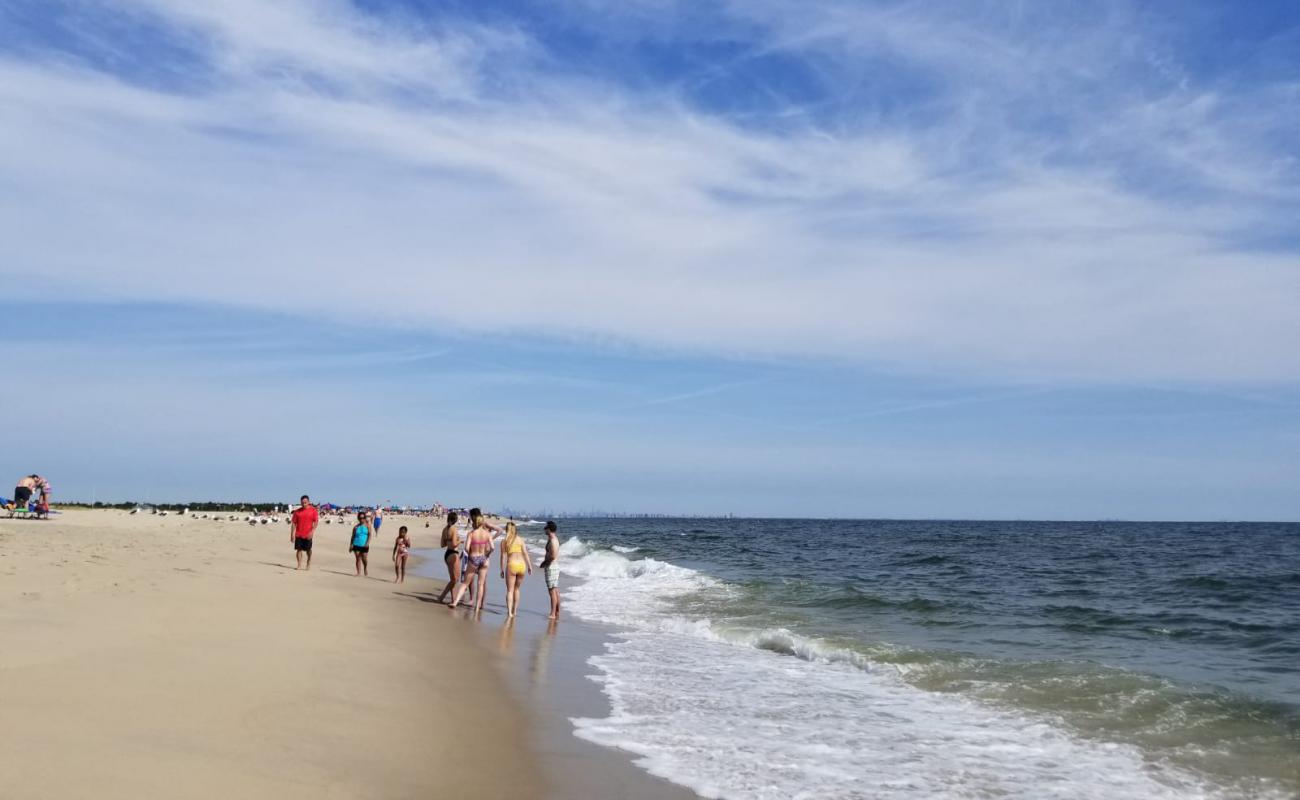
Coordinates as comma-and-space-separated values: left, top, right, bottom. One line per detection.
1, 1, 1297, 518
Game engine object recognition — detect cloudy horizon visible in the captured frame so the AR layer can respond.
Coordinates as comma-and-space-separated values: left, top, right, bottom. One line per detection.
2, 1, 1298, 519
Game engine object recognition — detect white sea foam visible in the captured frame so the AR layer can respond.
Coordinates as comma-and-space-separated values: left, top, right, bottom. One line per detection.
560, 538, 1236, 800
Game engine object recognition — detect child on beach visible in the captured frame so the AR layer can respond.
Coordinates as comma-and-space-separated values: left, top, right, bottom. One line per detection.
499, 521, 533, 618
350, 510, 372, 577
540, 521, 562, 619
392, 525, 411, 583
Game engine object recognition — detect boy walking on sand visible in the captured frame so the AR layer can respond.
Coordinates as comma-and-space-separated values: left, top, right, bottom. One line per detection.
540, 521, 562, 619
290, 495, 319, 570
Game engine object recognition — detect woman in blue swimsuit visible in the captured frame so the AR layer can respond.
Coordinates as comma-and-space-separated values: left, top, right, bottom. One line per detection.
350, 510, 373, 577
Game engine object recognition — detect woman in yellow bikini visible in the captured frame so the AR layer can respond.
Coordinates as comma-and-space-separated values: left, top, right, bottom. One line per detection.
499, 521, 533, 618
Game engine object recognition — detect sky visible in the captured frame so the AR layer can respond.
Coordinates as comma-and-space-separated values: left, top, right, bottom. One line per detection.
1, 0, 1297, 518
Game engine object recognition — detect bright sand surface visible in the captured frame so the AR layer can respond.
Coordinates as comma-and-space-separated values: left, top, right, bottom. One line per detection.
0, 508, 543, 800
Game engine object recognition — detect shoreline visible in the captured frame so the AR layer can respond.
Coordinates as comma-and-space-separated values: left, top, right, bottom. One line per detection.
0, 509, 543, 799
407, 545, 698, 800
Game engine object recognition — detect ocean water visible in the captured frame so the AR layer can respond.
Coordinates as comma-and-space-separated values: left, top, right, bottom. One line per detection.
539, 519, 1299, 800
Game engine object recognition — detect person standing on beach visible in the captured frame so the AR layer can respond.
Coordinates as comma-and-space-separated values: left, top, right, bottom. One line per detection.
449, 510, 496, 612
290, 494, 319, 570
500, 521, 533, 618
456, 508, 501, 610
350, 510, 373, 577
436, 512, 462, 603
391, 525, 411, 583
540, 521, 562, 620
34, 475, 50, 505
32, 476, 51, 519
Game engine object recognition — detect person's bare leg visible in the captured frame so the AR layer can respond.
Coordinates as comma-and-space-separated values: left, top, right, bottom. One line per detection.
438, 557, 459, 603
504, 573, 516, 617
361, 552, 369, 577
354, 552, 362, 576
305, 549, 312, 571
549, 588, 561, 619
296, 550, 304, 570
394, 555, 401, 582
475, 567, 489, 612
451, 572, 472, 608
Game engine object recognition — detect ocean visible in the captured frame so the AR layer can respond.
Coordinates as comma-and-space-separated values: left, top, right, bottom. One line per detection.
536, 519, 1299, 800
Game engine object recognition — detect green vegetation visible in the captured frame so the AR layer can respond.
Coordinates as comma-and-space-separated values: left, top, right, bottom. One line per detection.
56, 501, 288, 512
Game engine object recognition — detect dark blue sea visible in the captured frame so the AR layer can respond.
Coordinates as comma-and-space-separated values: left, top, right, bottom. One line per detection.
535, 518, 1300, 799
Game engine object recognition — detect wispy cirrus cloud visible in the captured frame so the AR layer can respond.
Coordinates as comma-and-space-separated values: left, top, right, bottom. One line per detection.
1, 0, 1297, 383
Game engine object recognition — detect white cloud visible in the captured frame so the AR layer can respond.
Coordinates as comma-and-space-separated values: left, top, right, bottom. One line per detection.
1, 0, 1297, 382
118, 0, 527, 97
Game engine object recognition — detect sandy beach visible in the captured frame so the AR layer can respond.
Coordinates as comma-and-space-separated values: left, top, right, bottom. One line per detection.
0, 508, 543, 800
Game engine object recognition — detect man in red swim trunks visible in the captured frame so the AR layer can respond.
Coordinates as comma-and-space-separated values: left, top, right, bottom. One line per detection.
290, 495, 319, 571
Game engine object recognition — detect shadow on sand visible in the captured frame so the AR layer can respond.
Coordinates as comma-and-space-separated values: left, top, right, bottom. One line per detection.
394, 591, 446, 604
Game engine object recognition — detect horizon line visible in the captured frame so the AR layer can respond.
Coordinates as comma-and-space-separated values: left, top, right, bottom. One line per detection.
45, 502, 1299, 525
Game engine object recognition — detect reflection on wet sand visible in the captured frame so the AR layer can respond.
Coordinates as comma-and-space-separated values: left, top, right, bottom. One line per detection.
529, 618, 559, 690
498, 616, 517, 655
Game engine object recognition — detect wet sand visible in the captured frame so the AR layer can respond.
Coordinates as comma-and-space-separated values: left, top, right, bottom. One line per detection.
410, 544, 698, 800
0, 509, 542, 799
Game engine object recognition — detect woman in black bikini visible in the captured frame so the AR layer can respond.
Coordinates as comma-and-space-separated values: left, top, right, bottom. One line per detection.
436, 512, 461, 603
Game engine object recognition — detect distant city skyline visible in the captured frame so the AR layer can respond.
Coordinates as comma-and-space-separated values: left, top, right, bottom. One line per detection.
2, 1, 1298, 520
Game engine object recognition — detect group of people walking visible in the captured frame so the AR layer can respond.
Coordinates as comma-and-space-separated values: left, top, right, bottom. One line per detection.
287, 496, 562, 619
